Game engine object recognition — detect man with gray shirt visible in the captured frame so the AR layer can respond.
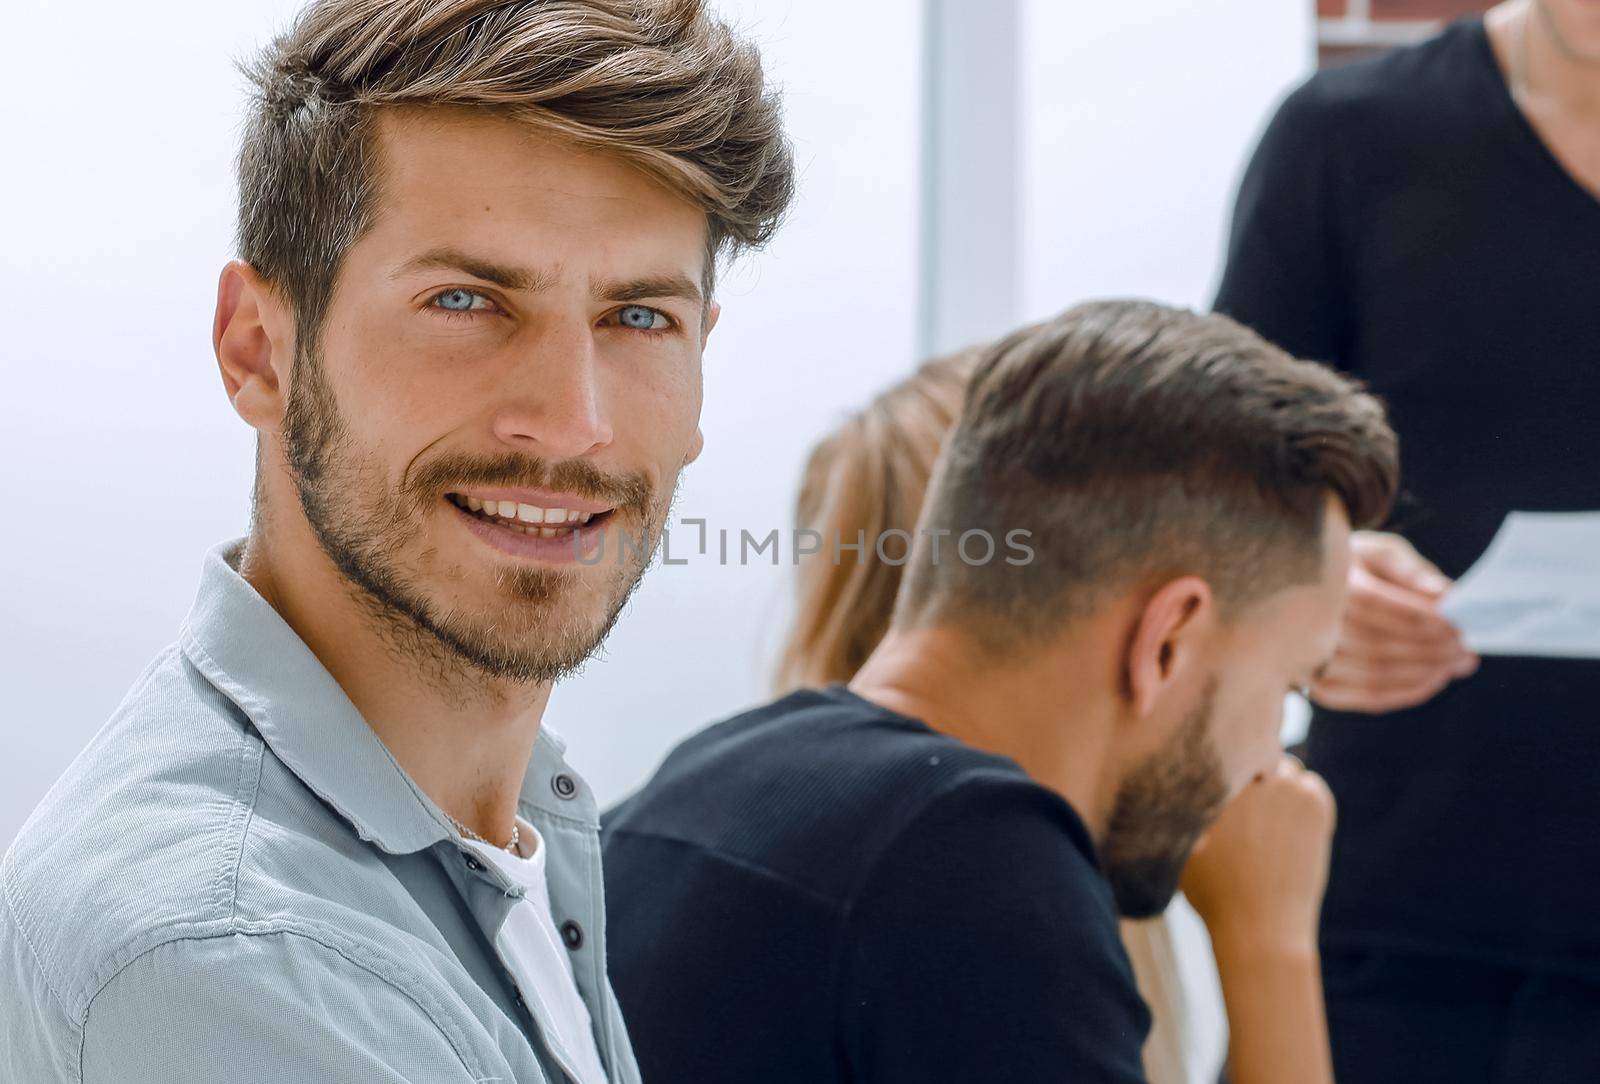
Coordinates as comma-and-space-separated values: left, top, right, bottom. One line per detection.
0, 1, 792, 1080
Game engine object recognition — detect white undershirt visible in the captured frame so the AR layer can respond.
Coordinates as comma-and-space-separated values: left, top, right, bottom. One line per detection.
463, 824, 610, 1084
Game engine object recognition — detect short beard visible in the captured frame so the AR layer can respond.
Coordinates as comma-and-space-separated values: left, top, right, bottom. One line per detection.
280, 338, 663, 690
1099, 679, 1229, 919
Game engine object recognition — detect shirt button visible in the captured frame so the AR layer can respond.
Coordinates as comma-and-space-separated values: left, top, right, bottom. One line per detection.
551, 773, 578, 800
463, 853, 484, 873
560, 920, 584, 950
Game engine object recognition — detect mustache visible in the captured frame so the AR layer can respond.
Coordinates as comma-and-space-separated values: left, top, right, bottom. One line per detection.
406, 451, 654, 514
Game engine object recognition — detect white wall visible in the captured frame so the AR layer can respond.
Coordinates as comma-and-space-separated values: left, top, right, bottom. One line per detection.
1020, 1, 1314, 319
0, 0, 287, 845
0, 0, 923, 845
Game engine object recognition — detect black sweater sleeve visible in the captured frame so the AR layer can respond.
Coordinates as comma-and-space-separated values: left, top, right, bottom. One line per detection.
836, 774, 1150, 1083
1213, 78, 1355, 373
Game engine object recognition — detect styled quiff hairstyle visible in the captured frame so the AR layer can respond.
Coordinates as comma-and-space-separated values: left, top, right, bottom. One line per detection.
236, 0, 795, 340
897, 299, 1400, 653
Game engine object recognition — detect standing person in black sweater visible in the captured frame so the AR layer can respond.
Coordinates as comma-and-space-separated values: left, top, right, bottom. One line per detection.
603, 300, 1399, 1083
1214, 2, 1600, 1079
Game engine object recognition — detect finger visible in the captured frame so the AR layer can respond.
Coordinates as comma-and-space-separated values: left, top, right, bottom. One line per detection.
1345, 574, 1463, 642
1348, 573, 1459, 636
1334, 623, 1475, 667
1358, 533, 1451, 596
1319, 653, 1458, 690
1259, 757, 1296, 783
1311, 665, 1457, 714
1300, 769, 1337, 833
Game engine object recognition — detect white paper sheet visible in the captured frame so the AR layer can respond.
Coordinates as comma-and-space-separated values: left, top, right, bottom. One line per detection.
1440, 511, 1600, 659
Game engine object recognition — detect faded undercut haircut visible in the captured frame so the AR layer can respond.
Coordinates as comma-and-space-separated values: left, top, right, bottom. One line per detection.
896, 299, 1400, 653
236, 0, 795, 343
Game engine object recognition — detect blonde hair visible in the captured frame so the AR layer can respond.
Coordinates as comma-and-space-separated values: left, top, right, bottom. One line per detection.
237, 0, 795, 339
774, 350, 979, 693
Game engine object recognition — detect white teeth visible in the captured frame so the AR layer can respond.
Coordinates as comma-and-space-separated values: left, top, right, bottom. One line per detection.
456, 495, 602, 530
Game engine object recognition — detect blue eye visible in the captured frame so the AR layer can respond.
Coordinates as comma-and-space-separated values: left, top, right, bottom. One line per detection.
616, 304, 667, 331
432, 288, 488, 313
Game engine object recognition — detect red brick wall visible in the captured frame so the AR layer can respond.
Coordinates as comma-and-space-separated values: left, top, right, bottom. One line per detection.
1370, 0, 1496, 16
1317, 0, 1494, 66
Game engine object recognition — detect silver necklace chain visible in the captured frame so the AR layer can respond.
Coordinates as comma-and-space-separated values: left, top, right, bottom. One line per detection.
449, 813, 521, 855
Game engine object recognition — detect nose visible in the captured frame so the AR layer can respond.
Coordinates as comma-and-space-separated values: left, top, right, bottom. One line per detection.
490, 320, 614, 459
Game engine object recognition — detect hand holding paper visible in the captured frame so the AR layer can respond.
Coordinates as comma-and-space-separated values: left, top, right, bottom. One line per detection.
1441, 512, 1600, 660
1311, 533, 1477, 714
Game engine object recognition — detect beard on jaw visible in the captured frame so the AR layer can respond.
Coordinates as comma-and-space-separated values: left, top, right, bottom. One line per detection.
1099, 677, 1229, 919
281, 339, 664, 687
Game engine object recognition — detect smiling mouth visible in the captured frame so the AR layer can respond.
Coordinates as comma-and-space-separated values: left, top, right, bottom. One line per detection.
446, 493, 615, 538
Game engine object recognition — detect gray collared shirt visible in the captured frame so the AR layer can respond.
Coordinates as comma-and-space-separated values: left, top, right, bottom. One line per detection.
1, 540, 642, 1083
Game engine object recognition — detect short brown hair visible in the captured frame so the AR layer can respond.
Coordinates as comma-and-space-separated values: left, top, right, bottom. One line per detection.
898, 299, 1399, 649
236, 0, 795, 340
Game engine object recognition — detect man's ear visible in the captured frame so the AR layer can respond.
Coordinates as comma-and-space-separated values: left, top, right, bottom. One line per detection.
1125, 576, 1215, 718
683, 300, 718, 467
214, 260, 292, 436
700, 300, 721, 348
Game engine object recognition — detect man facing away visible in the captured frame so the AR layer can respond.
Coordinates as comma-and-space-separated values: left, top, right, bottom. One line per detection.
0, 1, 792, 1080
602, 299, 1401, 1082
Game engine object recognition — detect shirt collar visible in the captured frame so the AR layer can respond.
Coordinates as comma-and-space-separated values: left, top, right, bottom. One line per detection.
178, 538, 594, 855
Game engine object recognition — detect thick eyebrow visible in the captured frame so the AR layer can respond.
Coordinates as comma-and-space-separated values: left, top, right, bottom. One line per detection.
594, 272, 705, 308
391, 249, 704, 308
390, 247, 559, 292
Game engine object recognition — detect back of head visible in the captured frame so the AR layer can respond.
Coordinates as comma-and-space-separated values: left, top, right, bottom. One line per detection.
897, 299, 1399, 649
776, 350, 980, 692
